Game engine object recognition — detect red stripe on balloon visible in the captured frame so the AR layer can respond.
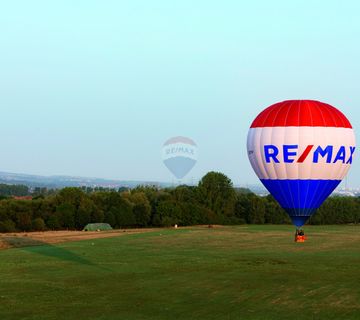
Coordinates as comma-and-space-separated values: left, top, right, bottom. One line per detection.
250, 100, 352, 128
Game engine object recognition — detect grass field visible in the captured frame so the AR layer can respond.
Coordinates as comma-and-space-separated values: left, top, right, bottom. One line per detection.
0, 225, 359, 320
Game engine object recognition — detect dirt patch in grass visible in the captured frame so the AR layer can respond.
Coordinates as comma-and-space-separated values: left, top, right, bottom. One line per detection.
0, 228, 161, 250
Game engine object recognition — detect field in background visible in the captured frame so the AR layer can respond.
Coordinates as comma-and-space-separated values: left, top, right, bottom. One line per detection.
0, 225, 359, 320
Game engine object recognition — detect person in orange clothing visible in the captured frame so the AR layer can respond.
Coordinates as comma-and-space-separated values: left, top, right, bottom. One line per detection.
295, 229, 306, 242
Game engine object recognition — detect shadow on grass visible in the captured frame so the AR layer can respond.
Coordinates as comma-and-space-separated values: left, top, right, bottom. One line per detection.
1, 236, 103, 269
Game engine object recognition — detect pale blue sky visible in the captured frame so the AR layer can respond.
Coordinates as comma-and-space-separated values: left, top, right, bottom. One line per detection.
0, 1, 359, 186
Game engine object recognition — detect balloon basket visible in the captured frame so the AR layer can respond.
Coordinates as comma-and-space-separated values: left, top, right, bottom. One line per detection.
295, 235, 306, 243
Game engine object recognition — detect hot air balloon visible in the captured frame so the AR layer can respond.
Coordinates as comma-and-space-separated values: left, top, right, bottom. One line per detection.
247, 100, 356, 235
162, 136, 197, 180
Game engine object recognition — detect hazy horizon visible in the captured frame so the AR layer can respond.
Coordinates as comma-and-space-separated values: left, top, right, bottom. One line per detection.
1, 1, 359, 187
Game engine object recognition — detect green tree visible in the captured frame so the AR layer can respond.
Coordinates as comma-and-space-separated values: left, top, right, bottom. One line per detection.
57, 187, 85, 207
0, 219, 16, 232
128, 192, 151, 227
155, 201, 182, 226
9, 201, 33, 231
248, 196, 266, 224
32, 217, 46, 231
104, 210, 116, 227
56, 203, 75, 229
0, 184, 29, 196
198, 172, 237, 218
46, 214, 61, 230
116, 198, 135, 227
264, 195, 290, 224
76, 197, 96, 229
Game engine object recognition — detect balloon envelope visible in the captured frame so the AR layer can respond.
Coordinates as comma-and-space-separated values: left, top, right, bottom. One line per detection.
247, 100, 356, 227
162, 136, 197, 179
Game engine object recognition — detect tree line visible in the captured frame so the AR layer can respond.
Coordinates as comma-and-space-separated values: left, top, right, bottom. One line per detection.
0, 172, 359, 232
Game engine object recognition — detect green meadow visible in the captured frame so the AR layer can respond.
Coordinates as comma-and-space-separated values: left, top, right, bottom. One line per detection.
0, 225, 359, 320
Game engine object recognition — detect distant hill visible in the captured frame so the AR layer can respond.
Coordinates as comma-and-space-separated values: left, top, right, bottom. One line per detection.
0, 171, 303, 196
0, 171, 353, 196
0, 171, 169, 189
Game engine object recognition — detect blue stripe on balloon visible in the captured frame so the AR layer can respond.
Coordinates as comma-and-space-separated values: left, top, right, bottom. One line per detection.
260, 179, 341, 227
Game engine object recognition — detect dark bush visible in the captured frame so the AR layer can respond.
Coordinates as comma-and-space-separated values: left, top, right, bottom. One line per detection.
32, 218, 46, 231
0, 219, 16, 233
